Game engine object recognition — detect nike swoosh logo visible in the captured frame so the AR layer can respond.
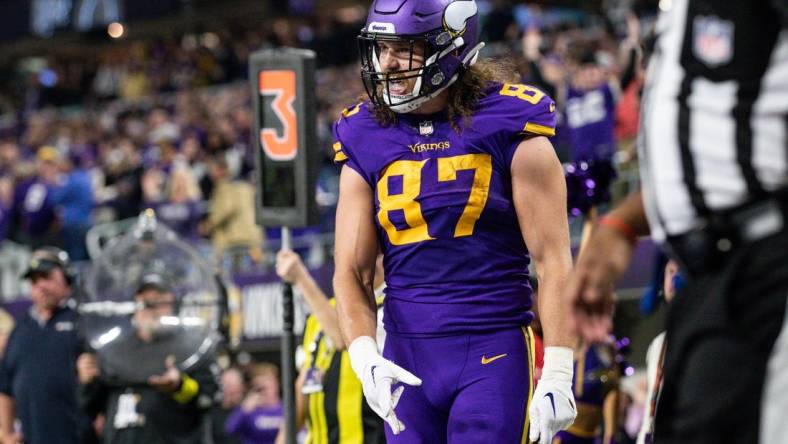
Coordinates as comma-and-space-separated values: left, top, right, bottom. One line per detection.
481, 353, 508, 365
370, 365, 378, 386
545, 393, 556, 417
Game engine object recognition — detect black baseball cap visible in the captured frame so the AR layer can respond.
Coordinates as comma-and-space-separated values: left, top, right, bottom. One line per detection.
136, 273, 171, 294
22, 248, 70, 280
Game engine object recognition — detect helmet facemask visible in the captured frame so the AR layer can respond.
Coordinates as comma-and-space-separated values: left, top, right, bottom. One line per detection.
359, 33, 431, 113
359, 29, 484, 114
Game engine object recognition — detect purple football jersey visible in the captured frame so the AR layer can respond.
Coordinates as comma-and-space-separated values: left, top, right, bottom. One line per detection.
334, 83, 557, 336
565, 82, 617, 162
14, 179, 56, 236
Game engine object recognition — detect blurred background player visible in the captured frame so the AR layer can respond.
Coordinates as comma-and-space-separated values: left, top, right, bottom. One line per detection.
332, 1, 576, 443
225, 363, 283, 444
275, 249, 385, 444
77, 273, 219, 444
0, 247, 87, 444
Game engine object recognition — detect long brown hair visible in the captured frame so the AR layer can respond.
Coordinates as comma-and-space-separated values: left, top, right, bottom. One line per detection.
367, 58, 519, 131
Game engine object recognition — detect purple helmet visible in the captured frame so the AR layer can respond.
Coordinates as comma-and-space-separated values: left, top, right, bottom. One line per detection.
358, 0, 485, 113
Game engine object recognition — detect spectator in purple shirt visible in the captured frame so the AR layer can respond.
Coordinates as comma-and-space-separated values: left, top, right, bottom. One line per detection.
14, 148, 59, 248
225, 364, 283, 444
142, 165, 205, 239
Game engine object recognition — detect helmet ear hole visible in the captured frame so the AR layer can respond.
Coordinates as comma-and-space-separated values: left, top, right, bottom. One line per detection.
436, 32, 452, 46
431, 72, 445, 86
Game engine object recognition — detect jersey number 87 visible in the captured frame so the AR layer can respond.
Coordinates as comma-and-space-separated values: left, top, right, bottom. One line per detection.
377, 153, 492, 246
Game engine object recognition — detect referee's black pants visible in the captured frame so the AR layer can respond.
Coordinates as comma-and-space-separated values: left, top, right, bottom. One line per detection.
655, 229, 788, 443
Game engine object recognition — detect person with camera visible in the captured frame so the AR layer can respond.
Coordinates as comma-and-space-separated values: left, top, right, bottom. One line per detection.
77, 273, 219, 444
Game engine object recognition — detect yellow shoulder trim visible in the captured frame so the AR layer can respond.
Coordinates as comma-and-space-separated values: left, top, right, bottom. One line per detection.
523, 122, 556, 137
333, 142, 348, 162
341, 103, 362, 118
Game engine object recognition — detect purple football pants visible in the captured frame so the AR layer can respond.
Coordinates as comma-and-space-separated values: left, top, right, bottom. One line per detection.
382, 327, 535, 443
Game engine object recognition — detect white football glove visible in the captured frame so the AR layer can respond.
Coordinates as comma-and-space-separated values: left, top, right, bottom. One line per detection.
348, 336, 422, 435
529, 347, 577, 444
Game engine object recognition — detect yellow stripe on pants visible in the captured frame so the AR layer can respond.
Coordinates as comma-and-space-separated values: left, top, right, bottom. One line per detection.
521, 326, 535, 444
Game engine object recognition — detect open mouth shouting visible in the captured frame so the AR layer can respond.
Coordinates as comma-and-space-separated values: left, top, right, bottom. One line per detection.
387, 76, 410, 95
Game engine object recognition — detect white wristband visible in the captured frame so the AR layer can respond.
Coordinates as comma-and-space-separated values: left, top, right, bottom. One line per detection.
541, 346, 574, 383
348, 336, 379, 378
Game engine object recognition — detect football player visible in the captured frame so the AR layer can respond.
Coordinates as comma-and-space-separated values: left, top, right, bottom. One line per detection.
333, 1, 577, 442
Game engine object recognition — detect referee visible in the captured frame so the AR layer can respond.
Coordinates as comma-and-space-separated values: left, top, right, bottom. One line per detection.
565, 1, 787, 443
275, 250, 385, 444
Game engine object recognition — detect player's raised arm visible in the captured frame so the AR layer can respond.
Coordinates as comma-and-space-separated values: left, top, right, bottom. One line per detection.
511, 135, 577, 444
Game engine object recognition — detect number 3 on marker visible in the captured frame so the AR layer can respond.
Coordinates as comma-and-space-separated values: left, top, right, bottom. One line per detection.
259, 70, 298, 161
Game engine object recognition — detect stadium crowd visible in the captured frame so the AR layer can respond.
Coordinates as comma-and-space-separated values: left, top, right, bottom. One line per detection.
0, 1, 668, 443
0, 2, 646, 260
0, 5, 371, 266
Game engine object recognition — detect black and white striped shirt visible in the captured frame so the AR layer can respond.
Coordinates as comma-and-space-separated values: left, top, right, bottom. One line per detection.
639, 0, 788, 242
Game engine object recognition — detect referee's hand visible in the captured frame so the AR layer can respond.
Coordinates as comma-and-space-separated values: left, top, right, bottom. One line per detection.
565, 222, 634, 342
